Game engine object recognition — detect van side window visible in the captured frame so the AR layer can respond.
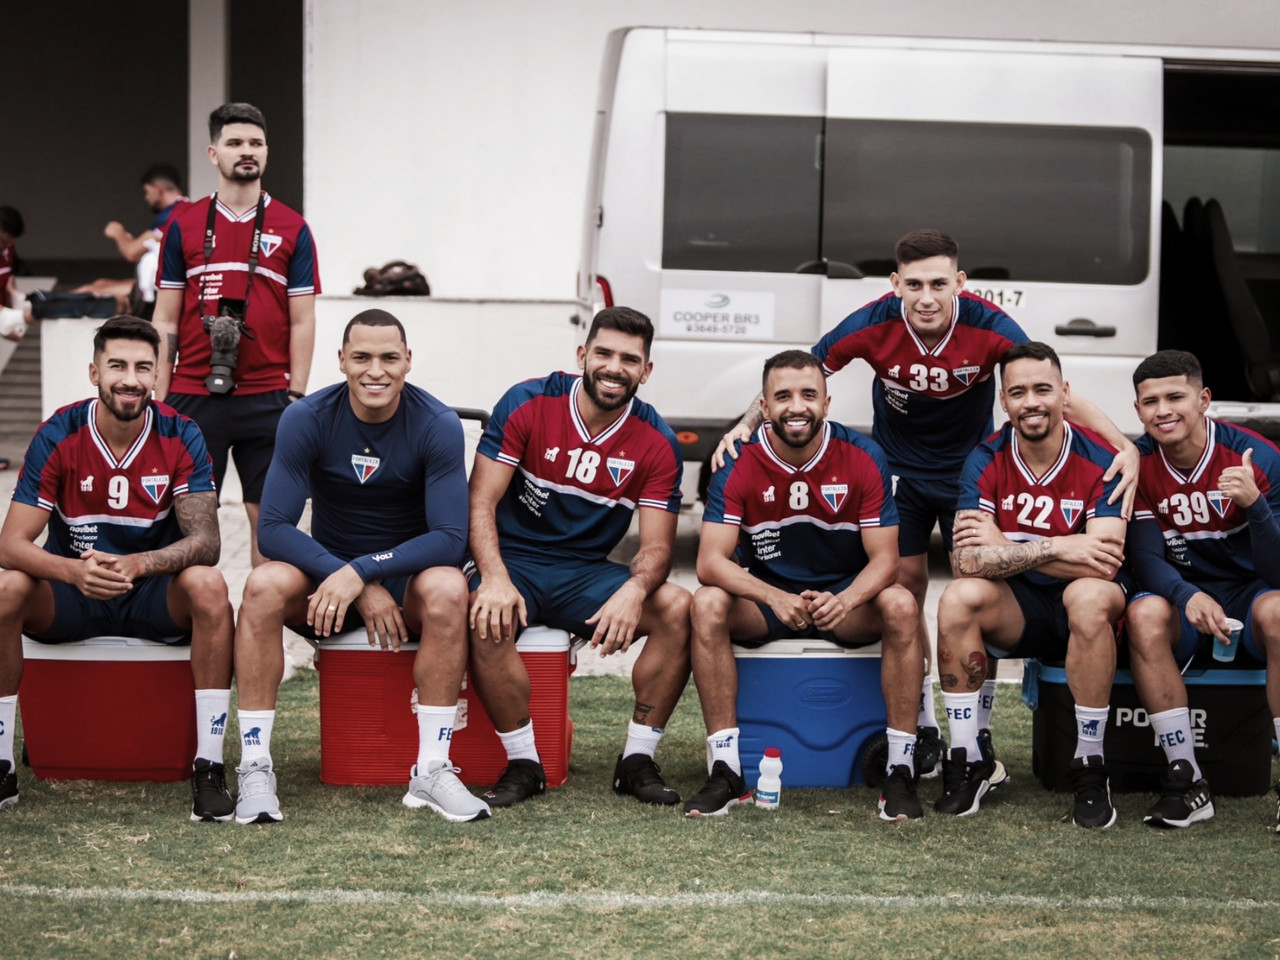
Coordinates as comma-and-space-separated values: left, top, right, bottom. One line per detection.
821, 119, 1153, 285
663, 113, 823, 272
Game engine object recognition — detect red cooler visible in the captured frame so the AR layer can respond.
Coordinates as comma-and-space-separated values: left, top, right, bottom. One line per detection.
316, 625, 573, 787
20, 636, 197, 782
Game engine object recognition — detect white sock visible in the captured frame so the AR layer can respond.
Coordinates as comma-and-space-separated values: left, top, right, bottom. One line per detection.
1273, 717, 1280, 748
1149, 707, 1201, 779
0, 695, 15, 767
886, 727, 916, 776
918, 673, 939, 729
497, 721, 540, 763
1073, 705, 1109, 759
415, 703, 458, 773
976, 679, 998, 731
238, 710, 275, 767
942, 691, 981, 757
707, 727, 741, 775
623, 719, 664, 759
194, 689, 231, 764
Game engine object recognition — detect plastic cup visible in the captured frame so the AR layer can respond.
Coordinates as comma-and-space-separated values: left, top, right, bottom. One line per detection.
1213, 618, 1244, 663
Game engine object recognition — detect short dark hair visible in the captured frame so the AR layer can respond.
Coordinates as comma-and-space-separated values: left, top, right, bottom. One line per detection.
140, 162, 183, 191
93, 315, 160, 357
209, 102, 267, 142
586, 306, 654, 356
343, 308, 407, 346
1133, 350, 1203, 390
762, 349, 823, 392
895, 229, 959, 268
0, 205, 24, 239
1000, 341, 1062, 376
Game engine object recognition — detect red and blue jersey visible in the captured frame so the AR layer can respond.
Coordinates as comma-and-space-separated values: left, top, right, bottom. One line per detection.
158, 193, 320, 395
1131, 419, 1280, 592
0, 240, 14, 293
959, 420, 1122, 587
813, 292, 1028, 481
12, 399, 216, 559
478, 371, 682, 562
704, 421, 898, 588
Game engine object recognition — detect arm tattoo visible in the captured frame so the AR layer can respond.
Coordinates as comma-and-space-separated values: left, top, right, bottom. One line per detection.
166, 333, 179, 364
133, 492, 221, 578
953, 539, 1054, 579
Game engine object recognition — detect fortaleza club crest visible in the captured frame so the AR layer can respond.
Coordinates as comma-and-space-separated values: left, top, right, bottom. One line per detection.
1207, 489, 1231, 518
141, 474, 170, 504
259, 233, 283, 258
821, 483, 848, 512
607, 456, 635, 485
952, 364, 981, 386
1060, 498, 1085, 526
351, 454, 380, 484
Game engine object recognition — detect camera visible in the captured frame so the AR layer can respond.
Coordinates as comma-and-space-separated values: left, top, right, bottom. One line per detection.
202, 298, 250, 394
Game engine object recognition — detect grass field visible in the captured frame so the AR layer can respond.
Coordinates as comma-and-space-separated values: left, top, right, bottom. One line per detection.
3, 670, 1279, 960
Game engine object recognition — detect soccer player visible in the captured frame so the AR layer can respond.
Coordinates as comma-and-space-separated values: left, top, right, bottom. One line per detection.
233, 308, 489, 824
0, 316, 235, 820
468, 307, 690, 808
715, 230, 1137, 782
690, 350, 923, 820
1125, 350, 1280, 829
153, 102, 320, 567
935, 342, 1129, 828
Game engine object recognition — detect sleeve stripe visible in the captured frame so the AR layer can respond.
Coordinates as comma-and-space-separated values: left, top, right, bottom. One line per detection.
496, 452, 520, 467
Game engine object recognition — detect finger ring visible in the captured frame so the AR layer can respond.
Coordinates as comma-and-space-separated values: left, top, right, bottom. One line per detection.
327, 604, 336, 611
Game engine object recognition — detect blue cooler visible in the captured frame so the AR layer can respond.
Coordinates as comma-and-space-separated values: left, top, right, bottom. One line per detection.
733, 639, 886, 788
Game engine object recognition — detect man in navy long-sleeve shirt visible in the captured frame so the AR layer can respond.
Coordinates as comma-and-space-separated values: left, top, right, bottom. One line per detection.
232, 308, 490, 825
1126, 350, 1280, 830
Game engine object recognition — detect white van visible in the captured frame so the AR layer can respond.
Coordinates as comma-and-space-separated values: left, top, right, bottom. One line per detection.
578, 27, 1280, 490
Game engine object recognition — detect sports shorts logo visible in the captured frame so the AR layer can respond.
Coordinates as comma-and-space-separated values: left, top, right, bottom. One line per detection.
1207, 489, 1231, 518
259, 233, 283, 258
351, 454, 380, 484
141, 474, 170, 504
607, 456, 635, 485
1060, 498, 1085, 526
821, 483, 848, 512
952, 364, 981, 386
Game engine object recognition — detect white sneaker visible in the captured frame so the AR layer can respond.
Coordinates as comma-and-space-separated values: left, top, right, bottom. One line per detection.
403, 763, 492, 822
235, 759, 284, 824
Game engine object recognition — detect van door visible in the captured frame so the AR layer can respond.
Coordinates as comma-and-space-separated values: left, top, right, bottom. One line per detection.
820, 46, 1163, 427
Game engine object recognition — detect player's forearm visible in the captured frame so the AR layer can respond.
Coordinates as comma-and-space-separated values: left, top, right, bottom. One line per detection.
1065, 394, 1131, 450
624, 542, 673, 599
468, 506, 511, 583
1245, 498, 1280, 588
695, 551, 780, 606
349, 528, 467, 582
837, 553, 898, 610
737, 393, 764, 431
151, 297, 181, 399
132, 492, 222, 576
0, 536, 80, 585
952, 539, 1055, 579
288, 297, 316, 394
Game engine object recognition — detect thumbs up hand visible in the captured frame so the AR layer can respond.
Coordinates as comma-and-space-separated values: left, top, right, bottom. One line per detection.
1219, 447, 1261, 508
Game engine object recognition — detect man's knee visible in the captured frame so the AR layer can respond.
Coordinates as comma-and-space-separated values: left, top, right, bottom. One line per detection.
411, 566, 468, 621
1124, 596, 1176, 657
937, 577, 991, 626
0, 569, 40, 615
875, 584, 919, 637
691, 585, 733, 634
175, 565, 230, 611
647, 582, 692, 638
241, 562, 303, 614
1064, 580, 1123, 636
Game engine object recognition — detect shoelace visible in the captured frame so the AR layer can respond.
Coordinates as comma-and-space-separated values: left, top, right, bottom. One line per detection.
238, 765, 273, 797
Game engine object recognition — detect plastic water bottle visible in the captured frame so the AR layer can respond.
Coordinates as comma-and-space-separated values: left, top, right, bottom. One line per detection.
756, 747, 783, 809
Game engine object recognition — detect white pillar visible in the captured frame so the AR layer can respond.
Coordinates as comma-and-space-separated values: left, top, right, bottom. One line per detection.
188, 0, 228, 199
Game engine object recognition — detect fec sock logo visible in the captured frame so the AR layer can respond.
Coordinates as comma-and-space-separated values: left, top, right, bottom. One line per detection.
243, 726, 262, 746
1081, 719, 1100, 737
210, 712, 227, 735
351, 454, 380, 484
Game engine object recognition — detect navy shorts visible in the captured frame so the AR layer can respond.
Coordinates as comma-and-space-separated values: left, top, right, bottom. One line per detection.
167, 389, 288, 503
997, 573, 1133, 660
734, 572, 878, 649
465, 554, 630, 639
893, 474, 960, 556
27, 576, 187, 645
289, 575, 411, 641
1130, 579, 1275, 664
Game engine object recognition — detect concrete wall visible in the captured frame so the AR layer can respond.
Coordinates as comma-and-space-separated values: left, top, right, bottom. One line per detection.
304, 0, 1280, 302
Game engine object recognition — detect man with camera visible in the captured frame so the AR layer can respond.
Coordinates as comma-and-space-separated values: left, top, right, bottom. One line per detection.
153, 103, 320, 566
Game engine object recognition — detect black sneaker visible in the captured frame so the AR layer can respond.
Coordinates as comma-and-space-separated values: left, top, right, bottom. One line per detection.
1144, 760, 1214, 829
684, 761, 752, 817
0, 759, 17, 812
1068, 755, 1117, 829
977, 728, 1009, 790
190, 758, 234, 823
878, 764, 924, 821
481, 759, 546, 808
934, 747, 995, 816
612, 753, 680, 805
914, 726, 946, 781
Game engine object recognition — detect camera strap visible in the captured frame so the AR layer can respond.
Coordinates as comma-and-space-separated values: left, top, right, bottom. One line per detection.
198, 191, 268, 323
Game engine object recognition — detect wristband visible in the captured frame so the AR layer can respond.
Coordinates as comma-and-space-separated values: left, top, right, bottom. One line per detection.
287, 389, 305, 402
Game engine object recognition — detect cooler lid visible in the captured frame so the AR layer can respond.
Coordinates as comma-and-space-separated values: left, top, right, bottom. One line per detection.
22, 635, 192, 662
731, 638, 883, 658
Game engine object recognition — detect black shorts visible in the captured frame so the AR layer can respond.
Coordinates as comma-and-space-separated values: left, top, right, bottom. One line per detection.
998, 572, 1133, 660
733, 572, 878, 650
27, 576, 187, 644
167, 390, 288, 503
893, 474, 960, 556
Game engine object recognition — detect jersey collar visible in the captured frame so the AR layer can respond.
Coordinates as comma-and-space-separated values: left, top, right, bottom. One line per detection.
569, 376, 632, 445
87, 399, 154, 471
899, 296, 958, 357
1011, 420, 1072, 487
1158, 416, 1216, 485
755, 420, 831, 474
213, 191, 272, 223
